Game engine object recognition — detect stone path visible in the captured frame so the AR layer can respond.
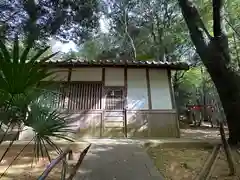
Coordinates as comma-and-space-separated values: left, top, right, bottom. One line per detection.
75, 139, 164, 180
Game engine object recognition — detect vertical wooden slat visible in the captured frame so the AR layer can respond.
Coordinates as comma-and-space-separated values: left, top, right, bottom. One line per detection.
88, 84, 92, 109
94, 84, 97, 109
52, 81, 105, 111
96, 84, 98, 109
71, 83, 75, 111
99, 84, 102, 109
95, 84, 98, 109
74, 83, 77, 110
74, 83, 78, 111
63, 82, 68, 109
146, 68, 152, 110
60, 84, 65, 109
68, 83, 73, 111
66, 68, 72, 111
79, 84, 83, 110
57, 83, 62, 109
77, 83, 80, 110
73, 83, 77, 110
86, 83, 89, 109
84, 83, 87, 109
76, 83, 80, 110
92, 84, 94, 109
82, 83, 86, 109
90, 83, 93, 109
71, 83, 75, 110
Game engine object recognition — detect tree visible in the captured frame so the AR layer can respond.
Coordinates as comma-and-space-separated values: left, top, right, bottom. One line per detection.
0, 0, 99, 44
178, 0, 240, 145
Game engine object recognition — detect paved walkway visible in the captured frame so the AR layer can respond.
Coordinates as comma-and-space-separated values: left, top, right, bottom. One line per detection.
75, 139, 164, 180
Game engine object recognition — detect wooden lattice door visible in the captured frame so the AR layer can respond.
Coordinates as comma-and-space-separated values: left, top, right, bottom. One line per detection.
103, 87, 126, 137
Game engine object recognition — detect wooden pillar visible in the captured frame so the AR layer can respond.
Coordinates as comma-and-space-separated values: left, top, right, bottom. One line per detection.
146, 68, 152, 110
100, 67, 105, 137
124, 67, 128, 138
146, 68, 152, 137
167, 69, 176, 109
167, 69, 180, 137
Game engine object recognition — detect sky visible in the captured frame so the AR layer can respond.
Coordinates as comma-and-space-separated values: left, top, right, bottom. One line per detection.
51, 16, 109, 53
51, 39, 77, 53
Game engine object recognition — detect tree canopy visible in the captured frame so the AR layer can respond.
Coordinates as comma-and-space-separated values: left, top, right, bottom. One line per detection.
0, 0, 99, 44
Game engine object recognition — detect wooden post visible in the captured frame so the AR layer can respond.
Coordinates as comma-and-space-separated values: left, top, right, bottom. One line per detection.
146, 68, 152, 137
101, 68, 105, 137
146, 68, 152, 110
124, 67, 128, 138
168, 69, 180, 137
219, 122, 236, 175
196, 144, 221, 180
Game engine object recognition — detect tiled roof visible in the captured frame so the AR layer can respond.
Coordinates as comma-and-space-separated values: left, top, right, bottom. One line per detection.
44, 59, 189, 70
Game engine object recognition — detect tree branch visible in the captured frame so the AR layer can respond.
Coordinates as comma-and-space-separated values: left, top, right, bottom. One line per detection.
212, 0, 224, 37
178, 0, 210, 60
212, 0, 230, 63
224, 17, 240, 40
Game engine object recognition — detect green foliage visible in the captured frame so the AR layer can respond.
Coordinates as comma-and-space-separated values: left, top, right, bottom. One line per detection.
0, 0, 99, 44
0, 37, 73, 174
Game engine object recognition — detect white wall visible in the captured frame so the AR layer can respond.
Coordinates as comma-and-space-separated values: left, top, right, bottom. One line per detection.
44, 69, 69, 81
71, 68, 102, 81
149, 69, 172, 109
105, 68, 124, 86
127, 69, 149, 110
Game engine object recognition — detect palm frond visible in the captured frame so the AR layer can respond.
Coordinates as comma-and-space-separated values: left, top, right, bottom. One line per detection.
38, 51, 59, 63
0, 39, 10, 61
20, 45, 31, 63
12, 35, 19, 63
25, 102, 73, 161
0, 39, 71, 176
29, 46, 50, 63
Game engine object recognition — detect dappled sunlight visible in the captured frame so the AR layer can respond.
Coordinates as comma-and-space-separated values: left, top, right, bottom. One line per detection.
75, 140, 163, 179
0, 142, 90, 179
181, 128, 226, 140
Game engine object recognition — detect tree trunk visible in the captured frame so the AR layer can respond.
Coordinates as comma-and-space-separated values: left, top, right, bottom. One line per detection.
206, 54, 240, 145
178, 0, 240, 145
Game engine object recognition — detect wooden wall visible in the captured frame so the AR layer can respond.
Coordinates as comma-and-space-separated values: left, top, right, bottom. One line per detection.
46, 67, 178, 138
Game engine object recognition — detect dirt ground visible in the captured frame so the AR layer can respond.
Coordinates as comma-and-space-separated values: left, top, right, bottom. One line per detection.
209, 150, 240, 180
146, 145, 240, 180
146, 145, 212, 180
0, 143, 89, 180
180, 125, 228, 140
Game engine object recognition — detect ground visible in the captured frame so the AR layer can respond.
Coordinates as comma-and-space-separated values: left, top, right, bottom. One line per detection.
145, 146, 212, 180
145, 146, 240, 180
0, 139, 164, 180
0, 127, 239, 180
180, 126, 227, 140
75, 139, 163, 180
145, 127, 240, 180
0, 142, 89, 180
209, 150, 240, 180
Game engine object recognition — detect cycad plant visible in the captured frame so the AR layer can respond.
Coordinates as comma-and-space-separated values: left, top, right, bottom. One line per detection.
0, 37, 74, 176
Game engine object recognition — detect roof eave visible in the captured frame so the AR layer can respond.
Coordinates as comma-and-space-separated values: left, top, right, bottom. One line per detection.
43, 62, 189, 70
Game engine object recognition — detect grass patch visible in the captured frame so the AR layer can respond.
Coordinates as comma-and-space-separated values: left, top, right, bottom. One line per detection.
145, 144, 212, 180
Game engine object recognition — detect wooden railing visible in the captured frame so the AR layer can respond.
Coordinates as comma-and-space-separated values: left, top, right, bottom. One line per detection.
38, 144, 91, 180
